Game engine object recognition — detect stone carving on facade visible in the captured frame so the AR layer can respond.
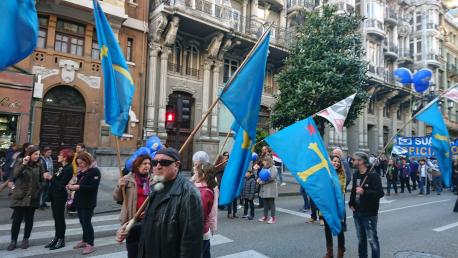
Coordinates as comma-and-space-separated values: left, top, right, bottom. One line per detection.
150, 13, 168, 43
77, 73, 101, 89
206, 32, 224, 59
32, 66, 59, 80
164, 16, 180, 46
59, 59, 80, 83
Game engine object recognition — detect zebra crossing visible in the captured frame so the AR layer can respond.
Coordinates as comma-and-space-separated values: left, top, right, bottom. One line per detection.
0, 213, 269, 258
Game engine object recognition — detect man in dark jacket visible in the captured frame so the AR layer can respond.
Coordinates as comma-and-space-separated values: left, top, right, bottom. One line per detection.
118, 147, 203, 258
349, 152, 384, 258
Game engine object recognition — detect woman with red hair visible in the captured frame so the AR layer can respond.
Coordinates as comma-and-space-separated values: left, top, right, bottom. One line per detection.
113, 154, 152, 258
43, 148, 74, 250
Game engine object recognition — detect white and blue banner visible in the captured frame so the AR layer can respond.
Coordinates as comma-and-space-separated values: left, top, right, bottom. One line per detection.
394, 136, 458, 157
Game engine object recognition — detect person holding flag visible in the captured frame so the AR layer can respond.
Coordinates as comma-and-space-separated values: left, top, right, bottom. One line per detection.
348, 152, 384, 258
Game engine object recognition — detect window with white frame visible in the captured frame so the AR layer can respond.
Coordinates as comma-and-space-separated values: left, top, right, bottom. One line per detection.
366, 1, 383, 21
185, 45, 199, 77
223, 58, 239, 83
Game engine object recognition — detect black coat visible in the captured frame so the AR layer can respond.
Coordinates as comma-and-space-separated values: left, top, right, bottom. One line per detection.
73, 167, 101, 209
348, 171, 384, 217
138, 174, 203, 258
49, 164, 73, 202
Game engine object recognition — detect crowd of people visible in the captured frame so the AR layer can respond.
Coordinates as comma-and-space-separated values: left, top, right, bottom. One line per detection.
1, 141, 458, 258
0, 142, 101, 255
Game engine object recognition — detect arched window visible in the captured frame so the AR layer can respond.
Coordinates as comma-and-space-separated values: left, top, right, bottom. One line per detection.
185, 45, 199, 78
169, 42, 182, 73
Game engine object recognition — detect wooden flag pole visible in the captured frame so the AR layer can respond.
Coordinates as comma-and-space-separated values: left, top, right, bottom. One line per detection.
114, 136, 127, 210
122, 25, 274, 237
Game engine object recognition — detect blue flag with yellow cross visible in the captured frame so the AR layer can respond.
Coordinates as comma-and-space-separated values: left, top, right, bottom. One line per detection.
265, 117, 345, 235
93, 0, 135, 136
416, 101, 452, 187
219, 32, 270, 205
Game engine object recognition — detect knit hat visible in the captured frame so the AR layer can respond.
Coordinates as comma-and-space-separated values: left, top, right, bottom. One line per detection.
156, 147, 181, 161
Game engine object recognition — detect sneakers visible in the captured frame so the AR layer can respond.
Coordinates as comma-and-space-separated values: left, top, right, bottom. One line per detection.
7, 241, 16, 251
237, 205, 243, 210
82, 244, 95, 255
281, 183, 287, 186
20, 239, 29, 249
258, 216, 267, 222
267, 217, 276, 224
319, 219, 324, 226
73, 241, 87, 249
247, 216, 254, 220
242, 214, 248, 218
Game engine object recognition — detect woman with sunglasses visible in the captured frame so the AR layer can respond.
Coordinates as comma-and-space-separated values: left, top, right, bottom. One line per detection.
43, 148, 74, 250
322, 155, 347, 258
113, 155, 152, 258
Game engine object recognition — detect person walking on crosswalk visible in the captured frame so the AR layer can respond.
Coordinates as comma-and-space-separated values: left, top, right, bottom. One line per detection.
8, 146, 48, 251
113, 154, 152, 258
116, 147, 203, 258
66, 152, 101, 255
43, 148, 74, 250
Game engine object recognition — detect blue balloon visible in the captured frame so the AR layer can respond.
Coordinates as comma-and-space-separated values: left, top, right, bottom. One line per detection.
125, 156, 136, 171
393, 68, 413, 84
251, 152, 258, 161
412, 68, 433, 93
259, 168, 271, 182
146, 136, 162, 152
134, 147, 151, 157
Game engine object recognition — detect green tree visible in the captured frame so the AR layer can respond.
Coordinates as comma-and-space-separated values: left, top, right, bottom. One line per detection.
272, 6, 369, 131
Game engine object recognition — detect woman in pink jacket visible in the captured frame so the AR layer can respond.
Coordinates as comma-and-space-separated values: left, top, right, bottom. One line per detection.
193, 162, 218, 258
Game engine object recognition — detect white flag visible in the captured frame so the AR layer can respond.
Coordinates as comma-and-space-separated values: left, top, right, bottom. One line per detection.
443, 85, 458, 103
316, 94, 356, 135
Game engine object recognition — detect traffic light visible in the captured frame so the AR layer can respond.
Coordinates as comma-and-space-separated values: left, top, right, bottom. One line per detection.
165, 105, 175, 129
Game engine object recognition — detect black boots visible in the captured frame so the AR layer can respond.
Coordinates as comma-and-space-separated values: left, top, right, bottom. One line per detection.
49, 238, 65, 250
7, 241, 17, 251
45, 238, 58, 248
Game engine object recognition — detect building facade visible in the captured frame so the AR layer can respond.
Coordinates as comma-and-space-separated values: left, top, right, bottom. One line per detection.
9, 0, 149, 165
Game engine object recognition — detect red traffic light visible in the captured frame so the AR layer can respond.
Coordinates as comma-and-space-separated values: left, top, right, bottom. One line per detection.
166, 111, 175, 122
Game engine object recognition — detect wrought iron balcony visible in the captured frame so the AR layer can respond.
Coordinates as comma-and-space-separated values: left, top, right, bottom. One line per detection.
365, 19, 385, 39
286, 0, 315, 12
384, 43, 398, 59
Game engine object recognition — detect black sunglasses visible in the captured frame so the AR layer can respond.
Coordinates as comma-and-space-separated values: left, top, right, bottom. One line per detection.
152, 159, 175, 167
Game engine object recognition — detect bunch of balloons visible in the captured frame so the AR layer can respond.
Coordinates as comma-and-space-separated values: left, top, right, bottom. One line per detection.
393, 68, 433, 93
259, 168, 271, 182
125, 135, 163, 170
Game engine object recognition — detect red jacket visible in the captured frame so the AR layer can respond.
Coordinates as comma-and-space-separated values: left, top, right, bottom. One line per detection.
198, 185, 214, 234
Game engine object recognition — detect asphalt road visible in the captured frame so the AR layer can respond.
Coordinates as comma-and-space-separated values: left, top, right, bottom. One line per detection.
0, 189, 457, 258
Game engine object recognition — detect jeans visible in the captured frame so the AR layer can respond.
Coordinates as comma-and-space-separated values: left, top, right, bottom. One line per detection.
126, 221, 142, 258
77, 208, 94, 245
40, 183, 50, 207
324, 219, 345, 249
410, 174, 418, 190
243, 199, 254, 217
310, 199, 318, 220
202, 239, 211, 258
353, 214, 380, 258
227, 200, 237, 216
11, 207, 36, 241
276, 165, 283, 184
386, 180, 397, 195
419, 177, 430, 194
263, 198, 276, 217
432, 176, 442, 194
51, 196, 67, 238
400, 177, 411, 193
300, 187, 310, 210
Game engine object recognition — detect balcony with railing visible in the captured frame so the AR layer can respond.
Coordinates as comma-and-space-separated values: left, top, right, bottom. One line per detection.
384, 8, 398, 25
286, 0, 315, 12
163, 0, 242, 32
365, 19, 385, 39
168, 62, 182, 74
426, 52, 442, 67
398, 48, 414, 63
384, 70, 396, 85
248, 20, 290, 47
384, 43, 398, 60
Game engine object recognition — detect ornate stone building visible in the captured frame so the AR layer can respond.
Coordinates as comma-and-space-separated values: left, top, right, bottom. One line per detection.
145, 0, 288, 169
12, 0, 149, 166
